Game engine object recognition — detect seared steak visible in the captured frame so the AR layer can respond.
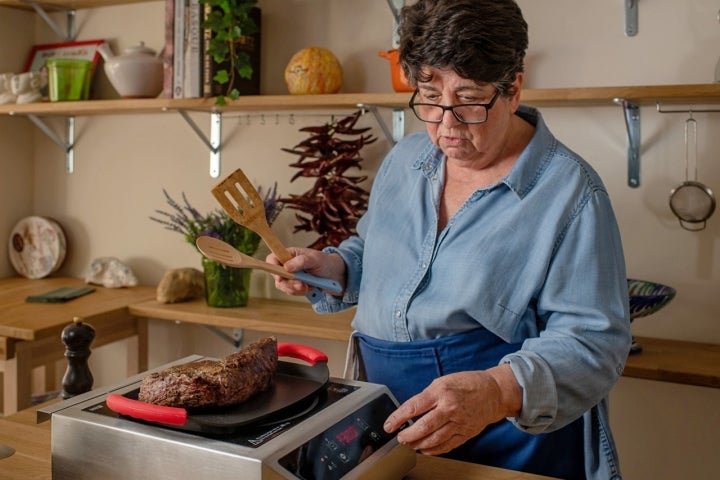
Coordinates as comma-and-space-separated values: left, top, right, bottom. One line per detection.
138, 336, 278, 408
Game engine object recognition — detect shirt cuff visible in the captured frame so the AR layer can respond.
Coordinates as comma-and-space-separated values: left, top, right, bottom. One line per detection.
501, 351, 558, 433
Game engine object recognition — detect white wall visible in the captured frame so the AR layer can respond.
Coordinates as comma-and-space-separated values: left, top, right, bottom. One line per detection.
1, 1, 719, 478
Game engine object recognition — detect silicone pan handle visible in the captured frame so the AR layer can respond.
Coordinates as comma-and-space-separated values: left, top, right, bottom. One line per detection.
106, 393, 188, 426
277, 342, 328, 364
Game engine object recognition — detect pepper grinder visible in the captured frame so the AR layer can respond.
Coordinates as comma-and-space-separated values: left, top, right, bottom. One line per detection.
61, 316, 95, 399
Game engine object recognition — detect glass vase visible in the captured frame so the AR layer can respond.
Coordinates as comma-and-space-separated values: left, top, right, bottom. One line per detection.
202, 257, 252, 307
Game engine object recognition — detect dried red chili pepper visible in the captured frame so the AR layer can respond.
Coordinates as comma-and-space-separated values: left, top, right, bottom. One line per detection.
279, 110, 377, 249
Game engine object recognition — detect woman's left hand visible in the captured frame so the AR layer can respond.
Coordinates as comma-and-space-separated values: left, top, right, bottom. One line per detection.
382, 364, 522, 455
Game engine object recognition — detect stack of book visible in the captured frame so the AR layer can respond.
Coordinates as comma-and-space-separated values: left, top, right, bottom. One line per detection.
163, 0, 261, 99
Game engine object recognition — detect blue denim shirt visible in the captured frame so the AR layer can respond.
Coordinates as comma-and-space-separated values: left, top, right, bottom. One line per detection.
314, 106, 631, 479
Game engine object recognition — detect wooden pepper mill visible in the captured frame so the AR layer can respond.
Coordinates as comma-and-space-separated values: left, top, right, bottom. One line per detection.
61, 316, 95, 399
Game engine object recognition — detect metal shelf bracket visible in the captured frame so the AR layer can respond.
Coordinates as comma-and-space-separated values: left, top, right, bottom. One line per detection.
176, 110, 222, 178
387, 0, 404, 47
357, 104, 405, 145
28, 1, 76, 41
625, 0, 638, 36
614, 98, 641, 188
26, 114, 75, 173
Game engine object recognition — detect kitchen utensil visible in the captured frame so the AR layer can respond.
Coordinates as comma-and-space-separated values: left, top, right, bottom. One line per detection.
212, 168, 293, 264
669, 115, 716, 231
106, 342, 330, 434
196, 236, 342, 294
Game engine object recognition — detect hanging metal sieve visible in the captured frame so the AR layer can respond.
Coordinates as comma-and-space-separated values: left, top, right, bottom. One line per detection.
669, 115, 716, 231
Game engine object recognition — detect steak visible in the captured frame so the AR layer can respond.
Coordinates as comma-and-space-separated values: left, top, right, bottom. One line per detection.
138, 336, 278, 408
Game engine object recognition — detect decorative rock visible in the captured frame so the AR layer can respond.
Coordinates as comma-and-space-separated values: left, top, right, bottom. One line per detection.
84, 257, 139, 288
156, 267, 205, 303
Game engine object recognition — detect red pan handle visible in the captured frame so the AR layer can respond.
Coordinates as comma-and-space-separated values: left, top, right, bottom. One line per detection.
106, 393, 188, 426
277, 342, 328, 364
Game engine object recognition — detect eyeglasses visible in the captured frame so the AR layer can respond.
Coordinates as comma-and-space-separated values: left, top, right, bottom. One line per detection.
408, 89, 501, 124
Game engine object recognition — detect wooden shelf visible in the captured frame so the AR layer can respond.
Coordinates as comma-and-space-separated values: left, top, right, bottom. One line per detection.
0, 0, 154, 10
623, 336, 720, 389
0, 93, 410, 117
129, 297, 355, 343
3, 84, 720, 118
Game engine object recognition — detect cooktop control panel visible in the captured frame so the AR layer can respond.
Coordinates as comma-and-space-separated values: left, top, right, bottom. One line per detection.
277, 393, 398, 480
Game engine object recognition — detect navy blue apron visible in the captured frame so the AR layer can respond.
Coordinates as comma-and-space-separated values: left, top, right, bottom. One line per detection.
355, 328, 586, 480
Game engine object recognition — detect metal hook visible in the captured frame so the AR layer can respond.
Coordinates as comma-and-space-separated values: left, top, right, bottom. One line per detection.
289, 113, 295, 125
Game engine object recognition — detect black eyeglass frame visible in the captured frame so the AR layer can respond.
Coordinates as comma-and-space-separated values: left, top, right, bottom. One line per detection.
408, 89, 502, 124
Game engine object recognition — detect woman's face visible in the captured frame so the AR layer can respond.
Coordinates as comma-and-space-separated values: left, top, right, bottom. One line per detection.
414, 67, 523, 169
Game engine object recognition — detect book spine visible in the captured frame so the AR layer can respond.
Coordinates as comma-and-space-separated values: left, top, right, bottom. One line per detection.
172, 0, 186, 99
162, 0, 174, 98
183, 0, 201, 98
202, 2, 213, 98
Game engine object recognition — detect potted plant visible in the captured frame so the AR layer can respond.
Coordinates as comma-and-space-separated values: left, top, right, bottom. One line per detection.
201, 0, 260, 105
150, 187, 281, 307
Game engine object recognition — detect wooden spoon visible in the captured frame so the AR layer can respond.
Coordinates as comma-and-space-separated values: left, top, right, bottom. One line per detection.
196, 236, 341, 293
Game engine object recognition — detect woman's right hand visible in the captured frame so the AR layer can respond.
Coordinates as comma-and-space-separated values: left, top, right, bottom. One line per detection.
266, 248, 346, 296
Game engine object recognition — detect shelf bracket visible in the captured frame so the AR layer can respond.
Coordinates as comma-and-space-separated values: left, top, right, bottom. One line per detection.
176, 110, 222, 178
202, 326, 244, 350
387, 0, 404, 48
624, 0, 638, 37
357, 104, 405, 145
27, 114, 75, 173
614, 98, 641, 188
28, 1, 76, 41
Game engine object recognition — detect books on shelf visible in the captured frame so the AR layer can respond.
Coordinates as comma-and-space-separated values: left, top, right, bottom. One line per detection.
165, 0, 261, 99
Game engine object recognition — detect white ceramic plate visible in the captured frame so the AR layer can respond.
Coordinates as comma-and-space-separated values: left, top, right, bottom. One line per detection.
8, 216, 67, 279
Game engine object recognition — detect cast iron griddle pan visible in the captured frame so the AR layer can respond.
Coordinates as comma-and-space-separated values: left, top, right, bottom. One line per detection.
106, 343, 329, 435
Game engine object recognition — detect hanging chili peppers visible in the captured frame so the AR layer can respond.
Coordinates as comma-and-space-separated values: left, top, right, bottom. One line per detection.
279, 110, 377, 249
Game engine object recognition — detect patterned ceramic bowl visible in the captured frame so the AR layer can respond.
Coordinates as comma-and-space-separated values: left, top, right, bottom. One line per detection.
627, 279, 677, 321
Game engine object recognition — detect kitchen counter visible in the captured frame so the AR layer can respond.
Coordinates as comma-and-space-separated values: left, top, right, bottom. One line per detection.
0, 277, 155, 415
0, 402, 555, 480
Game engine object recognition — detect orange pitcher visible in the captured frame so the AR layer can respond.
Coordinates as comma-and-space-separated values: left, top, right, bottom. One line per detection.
378, 49, 414, 92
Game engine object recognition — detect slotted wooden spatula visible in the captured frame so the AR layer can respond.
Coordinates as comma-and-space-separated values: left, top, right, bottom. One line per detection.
212, 168, 293, 264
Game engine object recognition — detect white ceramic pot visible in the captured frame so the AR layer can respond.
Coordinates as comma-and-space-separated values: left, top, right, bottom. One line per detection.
99, 42, 163, 98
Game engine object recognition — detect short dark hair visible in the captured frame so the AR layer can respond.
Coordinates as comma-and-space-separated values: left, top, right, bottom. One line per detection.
398, 0, 528, 96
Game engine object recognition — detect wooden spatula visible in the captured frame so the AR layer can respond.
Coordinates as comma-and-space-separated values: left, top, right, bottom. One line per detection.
212, 168, 293, 264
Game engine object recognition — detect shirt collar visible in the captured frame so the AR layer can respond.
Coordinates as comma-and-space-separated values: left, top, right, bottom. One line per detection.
410, 105, 557, 199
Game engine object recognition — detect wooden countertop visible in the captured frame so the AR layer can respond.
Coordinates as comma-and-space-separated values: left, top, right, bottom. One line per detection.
0, 277, 155, 341
0, 403, 554, 480
623, 336, 720, 388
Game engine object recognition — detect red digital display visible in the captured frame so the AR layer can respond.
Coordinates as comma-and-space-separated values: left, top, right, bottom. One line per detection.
335, 424, 360, 445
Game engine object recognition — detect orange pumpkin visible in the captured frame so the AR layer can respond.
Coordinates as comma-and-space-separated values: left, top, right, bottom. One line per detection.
284, 47, 343, 95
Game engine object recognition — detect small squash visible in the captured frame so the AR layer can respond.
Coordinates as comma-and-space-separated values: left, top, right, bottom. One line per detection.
284, 46, 343, 95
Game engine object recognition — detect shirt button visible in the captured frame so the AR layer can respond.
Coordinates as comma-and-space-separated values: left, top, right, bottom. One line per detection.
421, 263, 427, 269
395, 310, 402, 318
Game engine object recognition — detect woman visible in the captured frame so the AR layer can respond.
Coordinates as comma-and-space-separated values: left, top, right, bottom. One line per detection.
268, 1, 631, 478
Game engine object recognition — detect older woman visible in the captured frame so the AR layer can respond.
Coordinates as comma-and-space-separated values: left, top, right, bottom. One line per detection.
268, 1, 631, 478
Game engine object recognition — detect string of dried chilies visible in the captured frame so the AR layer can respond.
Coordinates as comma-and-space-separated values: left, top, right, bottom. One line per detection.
279, 110, 377, 249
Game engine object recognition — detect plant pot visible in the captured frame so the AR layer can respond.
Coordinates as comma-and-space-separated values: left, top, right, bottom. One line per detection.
202, 257, 251, 308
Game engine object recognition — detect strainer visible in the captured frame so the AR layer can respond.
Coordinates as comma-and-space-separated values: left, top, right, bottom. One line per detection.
669, 115, 716, 231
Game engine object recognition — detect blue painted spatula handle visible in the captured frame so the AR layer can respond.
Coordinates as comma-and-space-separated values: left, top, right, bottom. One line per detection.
294, 271, 342, 294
